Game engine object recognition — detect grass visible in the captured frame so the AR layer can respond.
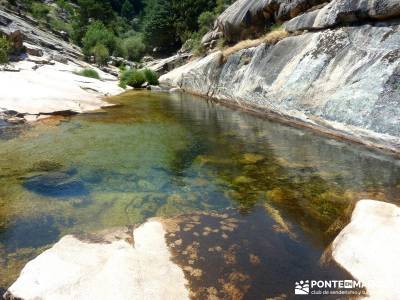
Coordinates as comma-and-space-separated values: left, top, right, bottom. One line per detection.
222, 26, 289, 59
0, 35, 10, 64
75, 68, 100, 79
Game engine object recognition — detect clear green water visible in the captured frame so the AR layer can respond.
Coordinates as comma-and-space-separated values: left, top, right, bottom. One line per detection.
0, 91, 399, 293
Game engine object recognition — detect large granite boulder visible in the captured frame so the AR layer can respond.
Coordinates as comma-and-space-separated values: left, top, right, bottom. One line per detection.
160, 23, 400, 153
212, 0, 328, 42
4, 220, 189, 300
332, 200, 400, 299
285, 0, 400, 32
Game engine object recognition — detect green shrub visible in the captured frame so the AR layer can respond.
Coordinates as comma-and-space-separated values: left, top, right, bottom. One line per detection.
0, 36, 10, 64
76, 68, 100, 79
92, 43, 109, 66
119, 68, 158, 88
120, 69, 146, 88
31, 2, 50, 20
142, 68, 158, 85
122, 35, 145, 62
49, 18, 73, 35
82, 21, 116, 58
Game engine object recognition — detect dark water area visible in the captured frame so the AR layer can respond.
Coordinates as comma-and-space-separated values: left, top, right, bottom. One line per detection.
0, 91, 399, 297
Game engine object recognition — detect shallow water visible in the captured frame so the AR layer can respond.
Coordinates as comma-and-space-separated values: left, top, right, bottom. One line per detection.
0, 91, 399, 297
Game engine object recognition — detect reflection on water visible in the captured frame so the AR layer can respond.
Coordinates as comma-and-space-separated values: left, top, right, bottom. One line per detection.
0, 91, 399, 296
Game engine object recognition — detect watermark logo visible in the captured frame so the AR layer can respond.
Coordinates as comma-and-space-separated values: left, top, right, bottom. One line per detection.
294, 280, 365, 296
295, 280, 310, 295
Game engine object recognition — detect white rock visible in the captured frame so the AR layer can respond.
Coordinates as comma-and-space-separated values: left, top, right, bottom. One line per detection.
0, 61, 123, 118
5, 220, 189, 300
332, 200, 400, 299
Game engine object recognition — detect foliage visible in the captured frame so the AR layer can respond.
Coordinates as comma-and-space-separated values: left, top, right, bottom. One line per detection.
49, 18, 73, 35
119, 68, 158, 88
120, 69, 146, 88
121, 0, 134, 19
31, 2, 50, 21
198, 11, 215, 34
82, 21, 116, 57
55, 0, 75, 15
171, 0, 216, 42
182, 31, 205, 56
142, 68, 158, 85
142, 0, 177, 50
76, 68, 100, 79
122, 35, 146, 61
0, 36, 10, 64
92, 43, 110, 65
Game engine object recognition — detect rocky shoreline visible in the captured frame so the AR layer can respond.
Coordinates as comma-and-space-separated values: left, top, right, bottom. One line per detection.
0, 8, 124, 124
160, 0, 400, 155
4, 199, 399, 300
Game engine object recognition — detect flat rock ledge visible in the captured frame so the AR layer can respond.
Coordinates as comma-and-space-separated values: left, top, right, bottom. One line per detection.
3, 220, 189, 300
332, 199, 400, 299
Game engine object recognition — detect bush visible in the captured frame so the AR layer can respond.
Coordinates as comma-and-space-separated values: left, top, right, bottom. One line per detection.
31, 2, 50, 20
122, 35, 145, 61
142, 68, 158, 85
76, 68, 100, 79
0, 36, 10, 64
91, 43, 109, 66
120, 69, 146, 88
82, 21, 116, 57
119, 68, 158, 88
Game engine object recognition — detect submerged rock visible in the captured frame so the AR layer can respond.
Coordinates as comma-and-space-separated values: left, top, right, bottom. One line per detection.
4, 220, 189, 300
332, 200, 400, 299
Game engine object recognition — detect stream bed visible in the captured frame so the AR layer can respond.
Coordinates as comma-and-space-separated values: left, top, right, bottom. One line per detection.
0, 91, 399, 298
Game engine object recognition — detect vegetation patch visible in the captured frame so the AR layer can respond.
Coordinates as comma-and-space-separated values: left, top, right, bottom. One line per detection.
75, 68, 100, 79
222, 26, 289, 59
119, 68, 158, 88
0, 35, 10, 64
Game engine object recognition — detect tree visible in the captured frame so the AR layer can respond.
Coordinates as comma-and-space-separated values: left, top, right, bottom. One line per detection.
121, 0, 134, 19
92, 43, 109, 65
171, 0, 215, 42
82, 21, 116, 57
142, 0, 177, 51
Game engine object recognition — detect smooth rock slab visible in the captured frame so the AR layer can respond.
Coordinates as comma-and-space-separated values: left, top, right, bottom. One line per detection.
4, 220, 189, 300
332, 200, 400, 299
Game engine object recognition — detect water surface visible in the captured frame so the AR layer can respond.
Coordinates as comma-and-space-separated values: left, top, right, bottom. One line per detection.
0, 91, 399, 297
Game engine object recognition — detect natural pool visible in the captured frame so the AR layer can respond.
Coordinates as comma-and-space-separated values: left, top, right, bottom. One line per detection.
0, 91, 399, 297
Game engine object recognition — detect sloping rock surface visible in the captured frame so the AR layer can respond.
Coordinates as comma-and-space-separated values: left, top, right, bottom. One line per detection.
4, 221, 189, 300
211, 0, 328, 42
332, 200, 400, 299
0, 9, 81, 61
285, 0, 400, 32
160, 24, 400, 152
0, 8, 123, 122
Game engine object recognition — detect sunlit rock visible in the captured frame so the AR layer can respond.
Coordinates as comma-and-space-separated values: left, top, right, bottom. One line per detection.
4, 220, 189, 300
332, 200, 400, 299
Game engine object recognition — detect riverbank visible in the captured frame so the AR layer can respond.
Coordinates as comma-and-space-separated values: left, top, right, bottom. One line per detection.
159, 18, 400, 156
0, 7, 124, 123
0, 59, 123, 123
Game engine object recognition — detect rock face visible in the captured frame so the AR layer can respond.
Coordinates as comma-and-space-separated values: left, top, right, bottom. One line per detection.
0, 60, 123, 121
0, 8, 123, 122
332, 200, 400, 299
0, 8, 81, 61
4, 220, 189, 300
206, 0, 327, 44
285, 0, 400, 32
160, 22, 400, 153
144, 53, 192, 75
